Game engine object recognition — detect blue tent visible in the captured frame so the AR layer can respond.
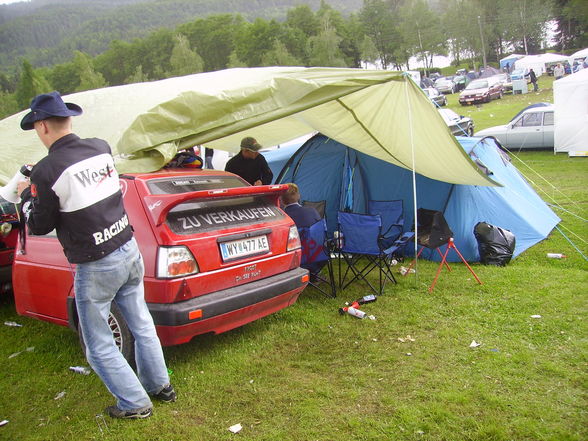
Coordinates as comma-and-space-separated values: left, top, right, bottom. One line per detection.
265, 134, 560, 262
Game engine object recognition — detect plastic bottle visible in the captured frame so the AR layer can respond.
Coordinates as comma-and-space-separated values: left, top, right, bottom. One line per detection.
333, 231, 344, 249
69, 366, 92, 375
4, 321, 22, 327
546, 253, 567, 259
356, 294, 377, 305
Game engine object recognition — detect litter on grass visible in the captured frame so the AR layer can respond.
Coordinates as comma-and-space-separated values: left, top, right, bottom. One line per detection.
228, 423, 242, 433
8, 346, 34, 359
531, 315, 542, 319
0, 420, 8, 427
54, 391, 66, 400
4, 321, 22, 327
469, 340, 481, 348
69, 366, 91, 375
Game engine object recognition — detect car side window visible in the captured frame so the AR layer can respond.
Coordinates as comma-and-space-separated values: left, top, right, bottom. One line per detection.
520, 113, 542, 127
543, 112, 554, 126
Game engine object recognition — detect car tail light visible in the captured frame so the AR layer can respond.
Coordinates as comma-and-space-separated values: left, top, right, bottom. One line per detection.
157, 246, 199, 278
286, 226, 301, 251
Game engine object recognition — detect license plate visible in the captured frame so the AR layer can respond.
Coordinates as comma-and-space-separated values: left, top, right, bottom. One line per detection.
220, 235, 269, 261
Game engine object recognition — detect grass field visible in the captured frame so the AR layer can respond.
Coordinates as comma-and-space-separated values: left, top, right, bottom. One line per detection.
0, 76, 586, 441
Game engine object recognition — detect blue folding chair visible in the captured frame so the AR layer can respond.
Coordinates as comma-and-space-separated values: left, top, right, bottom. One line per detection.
368, 200, 404, 249
337, 211, 398, 296
298, 218, 336, 298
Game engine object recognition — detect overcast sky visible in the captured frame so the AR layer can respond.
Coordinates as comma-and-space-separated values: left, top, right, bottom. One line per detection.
0, 0, 30, 4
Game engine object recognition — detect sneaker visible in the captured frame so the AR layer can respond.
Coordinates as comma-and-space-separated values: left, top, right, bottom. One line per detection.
105, 405, 152, 419
151, 384, 176, 403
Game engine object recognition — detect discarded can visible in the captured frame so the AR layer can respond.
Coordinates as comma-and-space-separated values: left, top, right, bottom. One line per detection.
345, 306, 366, 319
69, 366, 91, 375
546, 253, 567, 259
4, 321, 22, 327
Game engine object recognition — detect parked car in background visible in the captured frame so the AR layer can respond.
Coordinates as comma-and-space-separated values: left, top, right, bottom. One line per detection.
453, 74, 468, 91
458, 78, 503, 105
438, 108, 474, 136
423, 87, 447, 106
475, 104, 554, 149
435, 77, 456, 94
511, 68, 531, 83
487, 73, 510, 90
13, 168, 309, 360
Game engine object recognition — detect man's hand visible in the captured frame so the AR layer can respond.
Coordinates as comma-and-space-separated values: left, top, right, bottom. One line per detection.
17, 179, 30, 195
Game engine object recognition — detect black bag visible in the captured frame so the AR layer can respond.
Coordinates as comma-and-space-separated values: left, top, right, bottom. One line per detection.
474, 222, 516, 266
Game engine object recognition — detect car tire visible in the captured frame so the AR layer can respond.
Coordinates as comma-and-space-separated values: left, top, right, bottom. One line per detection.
78, 302, 136, 367
468, 127, 474, 136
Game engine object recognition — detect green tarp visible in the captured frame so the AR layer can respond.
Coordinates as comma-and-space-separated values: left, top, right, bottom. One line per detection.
0, 66, 496, 186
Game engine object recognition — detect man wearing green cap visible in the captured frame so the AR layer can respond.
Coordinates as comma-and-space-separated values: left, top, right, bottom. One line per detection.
225, 136, 273, 185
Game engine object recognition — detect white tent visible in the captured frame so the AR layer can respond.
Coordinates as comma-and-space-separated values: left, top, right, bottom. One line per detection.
514, 53, 569, 75
554, 69, 588, 155
499, 53, 524, 70
569, 47, 588, 61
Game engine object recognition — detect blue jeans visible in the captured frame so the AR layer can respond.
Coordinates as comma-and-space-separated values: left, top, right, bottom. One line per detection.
75, 237, 170, 410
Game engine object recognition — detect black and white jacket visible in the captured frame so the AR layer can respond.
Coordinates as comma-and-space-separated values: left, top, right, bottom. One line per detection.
21, 133, 132, 264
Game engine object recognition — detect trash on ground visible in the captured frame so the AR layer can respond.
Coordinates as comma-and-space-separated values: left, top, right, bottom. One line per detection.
54, 391, 66, 400
469, 340, 481, 348
367, 315, 376, 320
69, 366, 92, 375
4, 321, 22, 327
8, 346, 34, 359
530, 314, 542, 319
228, 423, 242, 433
0, 420, 8, 427
405, 352, 412, 356
398, 335, 415, 343
546, 253, 566, 259
399, 266, 416, 276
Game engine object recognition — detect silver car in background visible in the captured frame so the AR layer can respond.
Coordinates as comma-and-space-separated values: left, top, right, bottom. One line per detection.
475, 104, 554, 149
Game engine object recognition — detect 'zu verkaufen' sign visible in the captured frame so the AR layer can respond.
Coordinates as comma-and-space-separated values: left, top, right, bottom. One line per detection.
167, 201, 283, 234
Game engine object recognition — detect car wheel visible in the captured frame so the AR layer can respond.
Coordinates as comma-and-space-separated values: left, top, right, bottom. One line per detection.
78, 302, 136, 367
468, 126, 474, 136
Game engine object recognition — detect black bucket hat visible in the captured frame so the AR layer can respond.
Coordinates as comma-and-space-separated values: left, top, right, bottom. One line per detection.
20, 91, 83, 130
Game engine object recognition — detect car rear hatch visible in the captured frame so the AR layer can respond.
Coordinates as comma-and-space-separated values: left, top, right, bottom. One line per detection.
133, 172, 302, 304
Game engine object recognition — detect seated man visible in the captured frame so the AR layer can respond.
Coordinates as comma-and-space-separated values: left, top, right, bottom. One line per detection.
281, 183, 321, 228
281, 183, 325, 278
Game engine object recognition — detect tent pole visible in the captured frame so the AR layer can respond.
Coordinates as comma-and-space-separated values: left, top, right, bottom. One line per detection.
403, 74, 419, 286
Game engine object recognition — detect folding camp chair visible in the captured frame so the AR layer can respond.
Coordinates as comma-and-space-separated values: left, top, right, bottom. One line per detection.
298, 218, 336, 298
368, 200, 404, 249
302, 200, 326, 220
337, 211, 397, 296
404, 209, 482, 292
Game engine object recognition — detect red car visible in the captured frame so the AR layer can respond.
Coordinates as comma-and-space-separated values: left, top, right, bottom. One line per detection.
458, 78, 503, 105
12, 168, 308, 360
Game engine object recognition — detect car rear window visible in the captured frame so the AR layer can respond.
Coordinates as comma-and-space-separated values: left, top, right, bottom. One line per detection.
166, 196, 285, 235
147, 175, 246, 195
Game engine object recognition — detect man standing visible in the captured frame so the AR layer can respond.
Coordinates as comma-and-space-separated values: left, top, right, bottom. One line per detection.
528, 68, 538, 92
225, 136, 273, 185
18, 91, 175, 419
553, 63, 565, 80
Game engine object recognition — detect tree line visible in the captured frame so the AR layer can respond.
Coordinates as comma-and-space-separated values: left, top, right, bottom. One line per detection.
1, 0, 586, 120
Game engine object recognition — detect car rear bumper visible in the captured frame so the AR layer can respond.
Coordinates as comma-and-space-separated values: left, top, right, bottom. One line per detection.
149, 267, 309, 345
